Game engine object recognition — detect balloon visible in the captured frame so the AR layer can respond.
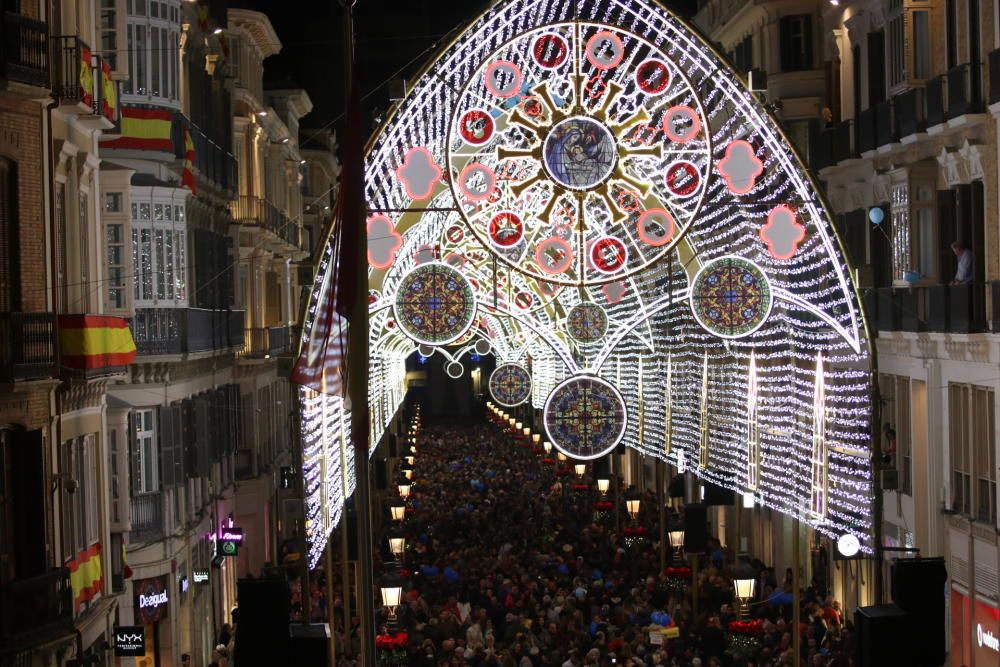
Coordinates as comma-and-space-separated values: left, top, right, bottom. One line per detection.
868, 207, 885, 225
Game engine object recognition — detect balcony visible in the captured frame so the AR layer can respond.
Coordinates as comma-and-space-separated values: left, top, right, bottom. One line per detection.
131, 308, 245, 356
925, 74, 946, 127
895, 88, 925, 138
0, 312, 56, 382
172, 116, 238, 194
130, 492, 163, 539
865, 284, 988, 334
229, 195, 302, 251
51, 35, 95, 112
1, 11, 48, 88
946, 62, 983, 119
238, 325, 293, 360
0, 568, 73, 653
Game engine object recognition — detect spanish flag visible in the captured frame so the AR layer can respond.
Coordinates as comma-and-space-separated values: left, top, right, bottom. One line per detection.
79, 45, 94, 108
69, 542, 103, 612
58, 315, 137, 371
101, 58, 117, 122
100, 107, 173, 151
182, 126, 196, 194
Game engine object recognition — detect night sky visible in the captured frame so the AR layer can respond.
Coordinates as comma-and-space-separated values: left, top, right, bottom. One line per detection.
234, 0, 698, 141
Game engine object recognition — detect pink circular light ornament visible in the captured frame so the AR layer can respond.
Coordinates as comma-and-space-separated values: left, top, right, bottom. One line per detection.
484, 60, 523, 98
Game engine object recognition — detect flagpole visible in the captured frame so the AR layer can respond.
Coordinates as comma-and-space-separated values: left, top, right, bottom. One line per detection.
342, 1, 377, 665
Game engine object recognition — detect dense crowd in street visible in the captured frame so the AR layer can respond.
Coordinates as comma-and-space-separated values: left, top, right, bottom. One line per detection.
322, 417, 856, 666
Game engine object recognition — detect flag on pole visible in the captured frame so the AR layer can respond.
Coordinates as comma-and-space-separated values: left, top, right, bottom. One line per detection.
182, 126, 196, 194
291, 78, 363, 396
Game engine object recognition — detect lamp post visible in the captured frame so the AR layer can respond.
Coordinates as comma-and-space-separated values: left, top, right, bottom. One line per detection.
625, 487, 641, 524
387, 526, 406, 564
389, 501, 406, 523
574, 463, 586, 479
668, 528, 685, 565
597, 476, 610, 495
542, 441, 552, 455
733, 559, 757, 620
397, 477, 412, 500
379, 572, 404, 629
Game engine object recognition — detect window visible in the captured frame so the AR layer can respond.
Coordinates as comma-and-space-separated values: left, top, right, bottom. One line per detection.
780, 14, 813, 72
888, 2, 905, 87
880, 374, 912, 495
60, 435, 99, 561
124, 0, 180, 105
107, 223, 126, 309
946, 0, 958, 70
732, 34, 753, 74
0, 158, 16, 312
134, 409, 158, 494
99, 0, 118, 70
913, 184, 936, 281
949, 383, 996, 522
131, 191, 187, 305
912, 12, 930, 79
105, 192, 122, 212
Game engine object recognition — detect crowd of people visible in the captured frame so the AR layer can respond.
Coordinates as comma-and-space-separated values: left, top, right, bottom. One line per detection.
323, 417, 856, 666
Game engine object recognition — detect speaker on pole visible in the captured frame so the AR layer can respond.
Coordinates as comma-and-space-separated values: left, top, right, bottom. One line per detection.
374, 459, 388, 490
683, 503, 708, 553
891, 558, 947, 666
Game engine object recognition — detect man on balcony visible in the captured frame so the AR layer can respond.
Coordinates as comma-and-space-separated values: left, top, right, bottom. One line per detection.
950, 241, 973, 285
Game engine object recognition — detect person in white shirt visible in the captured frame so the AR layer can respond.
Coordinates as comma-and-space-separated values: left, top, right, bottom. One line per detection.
951, 240, 973, 285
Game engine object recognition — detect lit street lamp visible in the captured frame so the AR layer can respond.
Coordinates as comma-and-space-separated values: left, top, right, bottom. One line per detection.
387, 526, 406, 562
543, 441, 552, 455
379, 572, 404, 627
625, 487, 641, 523
574, 463, 586, 478
733, 558, 757, 619
397, 477, 412, 499
597, 476, 610, 495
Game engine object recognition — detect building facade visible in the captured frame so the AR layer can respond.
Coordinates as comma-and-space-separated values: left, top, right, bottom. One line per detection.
689, 1, 1000, 664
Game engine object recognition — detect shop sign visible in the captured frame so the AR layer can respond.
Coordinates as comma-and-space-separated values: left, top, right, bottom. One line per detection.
193, 569, 210, 584
217, 526, 243, 557
114, 626, 146, 657
979, 623, 1000, 652
133, 575, 170, 624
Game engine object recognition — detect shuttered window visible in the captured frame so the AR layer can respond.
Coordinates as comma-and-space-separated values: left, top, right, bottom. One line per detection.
0, 158, 17, 312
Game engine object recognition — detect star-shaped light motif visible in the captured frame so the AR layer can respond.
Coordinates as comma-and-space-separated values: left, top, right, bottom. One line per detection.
602, 281, 628, 304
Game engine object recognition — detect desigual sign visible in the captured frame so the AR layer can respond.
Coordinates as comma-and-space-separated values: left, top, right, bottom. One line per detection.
979, 623, 999, 652
133, 575, 169, 624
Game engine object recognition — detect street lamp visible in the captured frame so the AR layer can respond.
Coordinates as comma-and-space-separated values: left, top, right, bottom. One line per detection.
401, 464, 414, 480
389, 501, 406, 522
532, 433, 540, 444
379, 572, 404, 625
523, 427, 531, 437
597, 477, 610, 495
387, 526, 406, 562
625, 488, 641, 523
516, 421, 523, 431
405, 455, 415, 466
397, 477, 412, 499
543, 441, 552, 454
556, 452, 567, 462
732, 559, 756, 619
574, 463, 586, 478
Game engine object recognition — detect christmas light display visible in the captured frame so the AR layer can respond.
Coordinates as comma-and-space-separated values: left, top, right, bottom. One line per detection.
300, 0, 875, 561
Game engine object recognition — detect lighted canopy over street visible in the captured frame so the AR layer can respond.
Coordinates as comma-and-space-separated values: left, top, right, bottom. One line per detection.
299, 0, 874, 569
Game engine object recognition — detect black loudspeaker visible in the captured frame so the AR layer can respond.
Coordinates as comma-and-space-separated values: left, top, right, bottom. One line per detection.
289, 623, 330, 664
891, 558, 947, 666
615, 443, 627, 456
667, 474, 685, 499
854, 604, 914, 666
593, 457, 611, 477
234, 579, 290, 664
682, 503, 708, 553
346, 507, 358, 560
374, 459, 388, 490
702, 482, 735, 506
388, 433, 397, 457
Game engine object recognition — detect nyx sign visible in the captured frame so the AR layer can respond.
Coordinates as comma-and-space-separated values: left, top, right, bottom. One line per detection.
114, 626, 146, 657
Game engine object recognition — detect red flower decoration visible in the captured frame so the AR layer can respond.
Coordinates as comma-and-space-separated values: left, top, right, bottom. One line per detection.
572, 484, 590, 491
542, 458, 555, 465
663, 567, 692, 579
594, 501, 614, 511
376, 632, 409, 649
622, 527, 648, 537
728, 620, 764, 635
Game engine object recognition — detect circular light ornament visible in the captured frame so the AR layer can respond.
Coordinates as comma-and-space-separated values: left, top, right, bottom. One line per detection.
637, 209, 676, 247
459, 109, 494, 145
488, 211, 524, 248
474, 339, 492, 355
533, 32, 569, 69
635, 59, 670, 95
535, 237, 574, 275
543, 375, 628, 460
459, 163, 496, 202
590, 236, 628, 274
837, 533, 861, 558
417, 344, 436, 357
662, 105, 702, 143
665, 161, 701, 198
489, 363, 533, 407
445, 361, 465, 379
542, 117, 617, 190
690, 256, 773, 339
585, 31, 624, 70
566, 302, 608, 343
393, 262, 477, 345
484, 60, 522, 98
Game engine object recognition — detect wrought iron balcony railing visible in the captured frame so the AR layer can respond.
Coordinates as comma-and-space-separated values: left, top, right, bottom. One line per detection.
0, 568, 73, 652
229, 195, 302, 250
131, 308, 245, 356
1, 11, 48, 88
0, 312, 56, 381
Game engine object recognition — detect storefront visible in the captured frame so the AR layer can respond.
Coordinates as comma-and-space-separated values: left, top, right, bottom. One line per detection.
951, 587, 1000, 666
132, 575, 170, 667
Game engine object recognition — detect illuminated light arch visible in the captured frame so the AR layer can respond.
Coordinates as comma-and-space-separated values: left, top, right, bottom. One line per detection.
300, 0, 876, 567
